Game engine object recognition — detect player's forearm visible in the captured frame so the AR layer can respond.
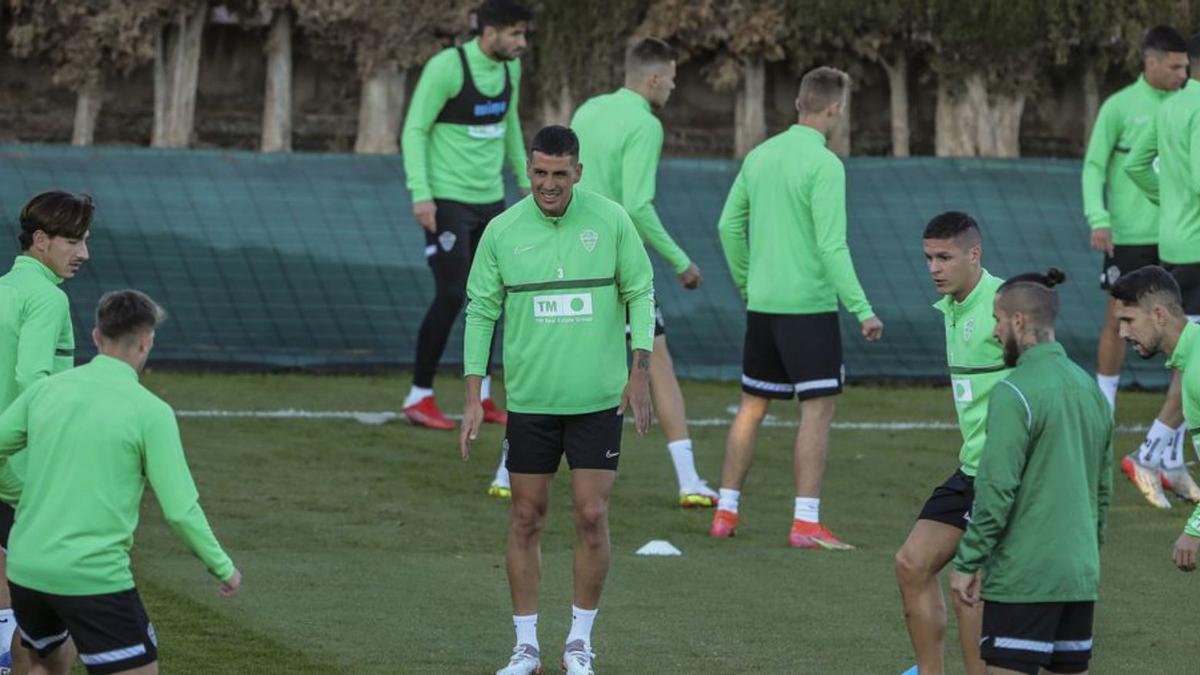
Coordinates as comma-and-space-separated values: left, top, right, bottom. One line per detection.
1186, 503, 1200, 537
401, 127, 434, 203
1124, 144, 1160, 204
822, 248, 874, 322
631, 208, 690, 273
401, 66, 447, 203
1080, 163, 1113, 227
463, 312, 497, 377
165, 501, 236, 581
626, 289, 656, 353
504, 104, 530, 190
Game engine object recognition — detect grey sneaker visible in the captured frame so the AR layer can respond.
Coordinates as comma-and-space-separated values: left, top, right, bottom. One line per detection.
496, 644, 543, 675
1121, 453, 1171, 509
561, 639, 595, 675
1162, 467, 1200, 503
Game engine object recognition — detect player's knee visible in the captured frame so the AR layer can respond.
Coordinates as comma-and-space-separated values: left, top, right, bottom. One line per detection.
510, 500, 547, 537
894, 547, 930, 585
801, 396, 837, 420
573, 501, 609, 534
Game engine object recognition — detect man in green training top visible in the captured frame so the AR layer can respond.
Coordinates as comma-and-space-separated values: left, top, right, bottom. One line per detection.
1083, 25, 1186, 418
459, 126, 654, 675
401, 0, 532, 444
1108, 266, 1200, 573
711, 66, 883, 550
570, 36, 718, 508
1124, 31, 1200, 509
951, 269, 1112, 675
0, 290, 242, 675
896, 212, 1007, 675
0, 190, 93, 671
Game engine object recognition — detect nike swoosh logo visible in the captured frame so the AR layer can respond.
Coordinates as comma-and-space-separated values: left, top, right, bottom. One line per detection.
514, 245, 535, 254
605, 450, 619, 458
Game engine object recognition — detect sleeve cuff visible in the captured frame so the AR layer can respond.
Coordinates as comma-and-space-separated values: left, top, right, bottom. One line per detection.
410, 188, 433, 203
854, 308, 876, 323
952, 561, 978, 575
1086, 215, 1111, 229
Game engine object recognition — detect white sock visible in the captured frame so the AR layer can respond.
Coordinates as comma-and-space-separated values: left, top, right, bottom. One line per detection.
0, 609, 15, 655
493, 451, 510, 487
481, 375, 492, 401
1096, 374, 1120, 411
667, 439, 702, 490
718, 489, 740, 514
403, 385, 433, 408
794, 497, 820, 524
566, 605, 597, 650
513, 614, 538, 651
1139, 419, 1176, 466
1163, 425, 1187, 470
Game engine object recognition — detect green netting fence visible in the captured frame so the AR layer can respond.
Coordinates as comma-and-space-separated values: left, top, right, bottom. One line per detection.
0, 144, 1169, 387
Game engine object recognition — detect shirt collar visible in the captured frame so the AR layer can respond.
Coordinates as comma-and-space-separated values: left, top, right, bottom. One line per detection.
933, 268, 994, 314
1167, 321, 1200, 370
791, 124, 828, 146
617, 87, 652, 112
466, 37, 501, 66
530, 191, 578, 225
1016, 341, 1066, 366
89, 354, 139, 380
12, 255, 64, 286
1138, 74, 1175, 100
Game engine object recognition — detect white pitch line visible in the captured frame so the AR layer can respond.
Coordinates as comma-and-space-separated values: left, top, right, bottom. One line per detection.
174, 409, 1150, 433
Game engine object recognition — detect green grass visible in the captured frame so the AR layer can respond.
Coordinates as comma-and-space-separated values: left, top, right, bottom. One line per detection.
117, 372, 1195, 673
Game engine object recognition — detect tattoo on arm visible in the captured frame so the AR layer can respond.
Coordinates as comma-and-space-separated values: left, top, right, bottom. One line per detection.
636, 350, 650, 371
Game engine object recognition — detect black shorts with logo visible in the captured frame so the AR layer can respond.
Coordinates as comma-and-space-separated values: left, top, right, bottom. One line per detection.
741, 311, 843, 401
0, 502, 13, 550
916, 469, 975, 530
505, 407, 624, 474
980, 601, 1094, 674
10, 582, 158, 674
1165, 262, 1200, 316
1100, 244, 1158, 289
423, 199, 506, 266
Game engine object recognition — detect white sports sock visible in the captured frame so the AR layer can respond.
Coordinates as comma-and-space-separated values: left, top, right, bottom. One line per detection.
0, 609, 16, 656
718, 489, 740, 514
794, 497, 820, 524
481, 376, 492, 401
667, 439, 702, 490
566, 606, 597, 650
1138, 419, 1175, 466
1163, 425, 1187, 470
513, 614, 538, 651
1096, 374, 1120, 411
403, 385, 433, 408
493, 451, 510, 487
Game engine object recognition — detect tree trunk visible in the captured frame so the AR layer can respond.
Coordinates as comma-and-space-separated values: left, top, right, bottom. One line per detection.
1082, 61, 1100, 151
539, 76, 573, 127
987, 90, 1026, 158
261, 8, 293, 153
966, 73, 995, 156
355, 61, 406, 154
734, 57, 766, 158
72, 72, 104, 147
152, 0, 207, 148
880, 53, 909, 157
829, 85, 851, 156
936, 76, 978, 157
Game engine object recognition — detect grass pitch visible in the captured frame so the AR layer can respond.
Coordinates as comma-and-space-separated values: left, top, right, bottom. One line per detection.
120, 372, 1194, 673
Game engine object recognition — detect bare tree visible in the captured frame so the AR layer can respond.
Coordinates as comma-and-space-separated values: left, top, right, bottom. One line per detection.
152, 0, 209, 148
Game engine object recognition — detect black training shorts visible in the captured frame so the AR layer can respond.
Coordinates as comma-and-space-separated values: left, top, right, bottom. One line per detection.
10, 582, 158, 674
1100, 244, 1158, 289
741, 311, 844, 400
916, 469, 975, 530
0, 502, 12, 551
505, 407, 624, 474
980, 600, 1094, 675
1165, 262, 1200, 317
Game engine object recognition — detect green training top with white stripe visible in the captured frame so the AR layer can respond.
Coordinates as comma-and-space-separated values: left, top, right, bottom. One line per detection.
1126, 78, 1200, 264
571, 88, 691, 274
1166, 322, 1200, 536
0, 255, 75, 504
401, 38, 531, 204
933, 269, 1010, 476
0, 355, 235, 595
1081, 75, 1173, 244
464, 189, 655, 415
953, 342, 1113, 602
717, 125, 874, 320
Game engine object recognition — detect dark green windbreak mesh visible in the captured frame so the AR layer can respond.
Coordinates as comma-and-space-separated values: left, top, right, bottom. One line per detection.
0, 145, 1168, 387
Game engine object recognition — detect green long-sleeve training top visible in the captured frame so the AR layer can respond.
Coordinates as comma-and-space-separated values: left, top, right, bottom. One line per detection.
1167, 322, 1200, 536
464, 189, 655, 415
401, 38, 530, 205
0, 355, 235, 595
1082, 75, 1172, 244
571, 88, 691, 274
953, 342, 1113, 603
717, 125, 874, 320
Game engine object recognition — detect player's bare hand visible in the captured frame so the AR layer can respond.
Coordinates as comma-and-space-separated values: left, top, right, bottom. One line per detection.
413, 200, 437, 233
948, 569, 981, 606
460, 400, 483, 462
619, 350, 653, 435
678, 263, 703, 290
861, 316, 884, 341
219, 568, 242, 597
1173, 531, 1200, 571
1090, 227, 1114, 257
